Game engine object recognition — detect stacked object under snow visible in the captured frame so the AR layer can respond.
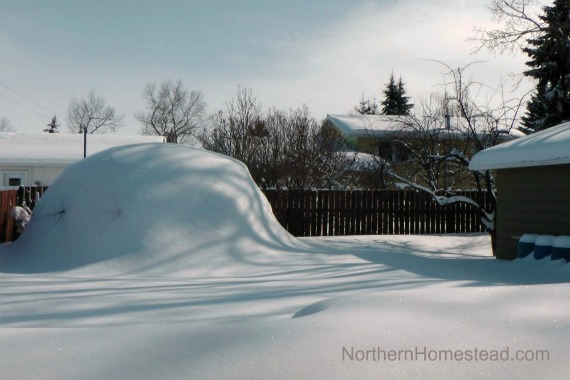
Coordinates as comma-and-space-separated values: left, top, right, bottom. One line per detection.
551, 236, 570, 261
517, 234, 570, 261
534, 235, 556, 260
0, 143, 303, 276
517, 234, 538, 258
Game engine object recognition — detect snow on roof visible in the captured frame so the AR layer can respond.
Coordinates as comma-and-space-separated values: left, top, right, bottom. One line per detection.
325, 114, 403, 138
0, 132, 166, 166
469, 122, 570, 170
326, 114, 523, 141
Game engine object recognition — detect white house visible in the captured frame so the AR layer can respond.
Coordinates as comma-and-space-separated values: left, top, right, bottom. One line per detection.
0, 132, 166, 187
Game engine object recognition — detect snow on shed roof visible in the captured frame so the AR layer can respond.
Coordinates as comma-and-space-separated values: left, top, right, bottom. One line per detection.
469, 122, 570, 170
325, 114, 403, 138
0, 132, 166, 166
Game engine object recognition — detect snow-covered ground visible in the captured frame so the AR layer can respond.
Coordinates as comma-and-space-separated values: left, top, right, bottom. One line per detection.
1, 144, 569, 380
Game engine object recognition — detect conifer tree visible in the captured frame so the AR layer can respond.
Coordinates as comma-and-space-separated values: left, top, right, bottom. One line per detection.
381, 73, 413, 115
395, 76, 413, 115
354, 93, 378, 115
44, 116, 60, 133
522, 0, 570, 132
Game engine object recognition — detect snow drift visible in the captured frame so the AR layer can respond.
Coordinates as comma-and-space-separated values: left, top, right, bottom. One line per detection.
0, 143, 302, 275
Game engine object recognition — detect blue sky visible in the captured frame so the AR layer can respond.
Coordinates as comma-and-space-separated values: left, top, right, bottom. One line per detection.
0, 0, 529, 134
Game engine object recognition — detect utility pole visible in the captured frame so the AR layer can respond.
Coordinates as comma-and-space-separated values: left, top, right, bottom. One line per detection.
444, 114, 451, 190
83, 124, 87, 158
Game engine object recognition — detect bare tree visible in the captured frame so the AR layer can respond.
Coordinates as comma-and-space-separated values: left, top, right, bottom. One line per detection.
201, 88, 352, 190
386, 63, 527, 254
0, 118, 16, 132
200, 86, 263, 165
470, 0, 545, 55
315, 120, 356, 190
136, 79, 206, 144
67, 91, 123, 134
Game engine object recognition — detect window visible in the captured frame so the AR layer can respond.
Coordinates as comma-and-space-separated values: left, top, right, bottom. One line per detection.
8, 177, 21, 186
2, 172, 27, 187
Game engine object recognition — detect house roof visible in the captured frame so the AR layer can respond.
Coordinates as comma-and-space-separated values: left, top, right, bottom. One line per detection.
326, 114, 524, 141
0, 132, 166, 167
325, 114, 403, 138
469, 122, 570, 170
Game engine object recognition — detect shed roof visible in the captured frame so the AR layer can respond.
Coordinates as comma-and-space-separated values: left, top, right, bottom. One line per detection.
469, 122, 570, 170
0, 132, 166, 167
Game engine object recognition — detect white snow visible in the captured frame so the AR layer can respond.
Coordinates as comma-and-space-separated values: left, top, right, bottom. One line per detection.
519, 234, 539, 243
536, 235, 557, 247
2, 143, 570, 380
553, 236, 570, 249
469, 122, 570, 170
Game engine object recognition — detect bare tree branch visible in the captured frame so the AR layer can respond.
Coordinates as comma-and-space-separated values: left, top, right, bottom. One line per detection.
0, 118, 16, 132
67, 91, 123, 134
470, 0, 545, 55
136, 79, 206, 144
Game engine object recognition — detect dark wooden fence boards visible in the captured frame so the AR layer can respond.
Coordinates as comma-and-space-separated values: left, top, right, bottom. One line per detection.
262, 190, 491, 237
1, 187, 488, 243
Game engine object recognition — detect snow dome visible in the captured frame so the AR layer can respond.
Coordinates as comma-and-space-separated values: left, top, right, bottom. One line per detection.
0, 143, 302, 275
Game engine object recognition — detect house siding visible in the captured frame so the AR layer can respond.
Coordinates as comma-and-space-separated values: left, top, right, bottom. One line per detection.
0, 166, 66, 187
496, 164, 570, 259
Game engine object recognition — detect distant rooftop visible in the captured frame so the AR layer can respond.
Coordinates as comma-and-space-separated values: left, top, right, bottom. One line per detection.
325, 114, 402, 138
326, 114, 525, 141
0, 132, 166, 166
469, 122, 570, 170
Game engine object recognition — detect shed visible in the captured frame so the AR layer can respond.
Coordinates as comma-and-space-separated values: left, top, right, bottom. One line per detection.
0, 132, 166, 187
469, 122, 570, 259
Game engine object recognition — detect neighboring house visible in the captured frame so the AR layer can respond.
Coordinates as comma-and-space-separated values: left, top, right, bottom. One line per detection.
469, 122, 570, 260
325, 114, 523, 190
0, 133, 166, 187
325, 114, 521, 161
325, 114, 407, 162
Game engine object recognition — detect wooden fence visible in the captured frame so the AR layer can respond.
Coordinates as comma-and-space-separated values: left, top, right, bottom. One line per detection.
0, 186, 48, 243
1, 187, 490, 243
262, 189, 491, 237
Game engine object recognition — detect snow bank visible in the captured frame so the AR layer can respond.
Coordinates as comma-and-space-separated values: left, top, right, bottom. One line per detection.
0, 143, 302, 275
2, 143, 570, 380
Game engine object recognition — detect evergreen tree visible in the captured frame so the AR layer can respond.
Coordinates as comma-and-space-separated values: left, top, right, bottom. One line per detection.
395, 76, 413, 115
44, 116, 60, 133
381, 73, 413, 115
520, 89, 548, 134
354, 93, 378, 115
522, 0, 570, 132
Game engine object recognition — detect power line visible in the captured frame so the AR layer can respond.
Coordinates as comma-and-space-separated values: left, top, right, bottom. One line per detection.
0, 81, 62, 118
0, 90, 52, 119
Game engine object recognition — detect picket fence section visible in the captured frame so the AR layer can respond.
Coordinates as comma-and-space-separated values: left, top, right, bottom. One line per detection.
262, 189, 491, 237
